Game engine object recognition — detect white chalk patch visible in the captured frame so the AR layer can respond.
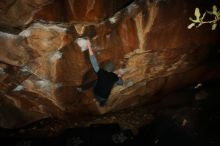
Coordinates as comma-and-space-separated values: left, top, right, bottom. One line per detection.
0, 31, 17, 38
127, 3, 138, 14
36, 79, 52, 91
20, 65, 32, 72
109, 17, 117, 24
19, 29, 31, 37
13, 85, 24, 91
19, 23, 67, 37
33, 23, 67, 33
75, 38, 88, 52
0, 67, 6, 75
194, 83, 202, 89
49, 51, 63, 62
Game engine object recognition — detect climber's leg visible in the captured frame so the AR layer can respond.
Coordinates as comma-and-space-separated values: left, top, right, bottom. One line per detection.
76, 80, 96, 92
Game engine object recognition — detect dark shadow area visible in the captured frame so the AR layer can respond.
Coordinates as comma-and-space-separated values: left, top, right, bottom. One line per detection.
0, 82, 219, 146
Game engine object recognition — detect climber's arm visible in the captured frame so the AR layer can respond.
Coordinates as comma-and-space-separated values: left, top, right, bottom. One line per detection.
87, 40, 94, 56
87, 40, 100, 73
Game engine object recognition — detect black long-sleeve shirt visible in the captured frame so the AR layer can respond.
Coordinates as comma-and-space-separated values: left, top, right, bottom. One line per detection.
93, 69, 119, 99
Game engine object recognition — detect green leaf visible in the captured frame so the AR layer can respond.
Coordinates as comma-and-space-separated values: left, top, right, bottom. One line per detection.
187, 23, 195, 29
212, 5, 218, 15
201, 12, 206, 21
189, 17, 195, 22
189, 17, 199, 23
212, 23, 217, 30
194, 8, 201, 21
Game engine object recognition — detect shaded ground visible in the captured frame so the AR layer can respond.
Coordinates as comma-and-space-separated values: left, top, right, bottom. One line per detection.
0, 82, 220, 146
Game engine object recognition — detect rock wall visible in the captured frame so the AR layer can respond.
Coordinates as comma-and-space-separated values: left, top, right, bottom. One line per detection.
0, 0, 220, 128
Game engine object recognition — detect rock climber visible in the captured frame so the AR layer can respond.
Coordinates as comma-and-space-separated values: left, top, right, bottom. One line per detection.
77, 38, 124, 106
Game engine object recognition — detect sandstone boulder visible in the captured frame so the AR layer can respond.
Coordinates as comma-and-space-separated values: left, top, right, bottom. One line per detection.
0, 0, 220, 128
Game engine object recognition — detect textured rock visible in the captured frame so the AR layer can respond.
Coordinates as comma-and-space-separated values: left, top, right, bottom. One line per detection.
0, 0, 135, 30
0, 32, 29, 66
0, 0, 53, 29
34, 0, 135, 23
0, 0, 220, 128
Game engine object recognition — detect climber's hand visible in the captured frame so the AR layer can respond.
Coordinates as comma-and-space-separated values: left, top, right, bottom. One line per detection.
114, 69, 124, 78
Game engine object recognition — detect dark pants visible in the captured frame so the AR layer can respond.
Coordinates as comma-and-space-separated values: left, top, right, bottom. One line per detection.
93, 81, 106, 106
78, 80, 106, 106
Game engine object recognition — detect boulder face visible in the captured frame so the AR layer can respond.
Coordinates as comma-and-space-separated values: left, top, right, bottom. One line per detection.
0, 0, 220, 128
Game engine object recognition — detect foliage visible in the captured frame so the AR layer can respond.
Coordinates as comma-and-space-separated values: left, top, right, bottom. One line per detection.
188, 5, 220, 30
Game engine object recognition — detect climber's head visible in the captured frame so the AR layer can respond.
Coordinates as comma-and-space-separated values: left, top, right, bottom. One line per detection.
104, 60, 115, 72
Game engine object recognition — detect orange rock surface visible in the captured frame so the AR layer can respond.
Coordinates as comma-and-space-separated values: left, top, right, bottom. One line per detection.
0, 0, 220, 128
